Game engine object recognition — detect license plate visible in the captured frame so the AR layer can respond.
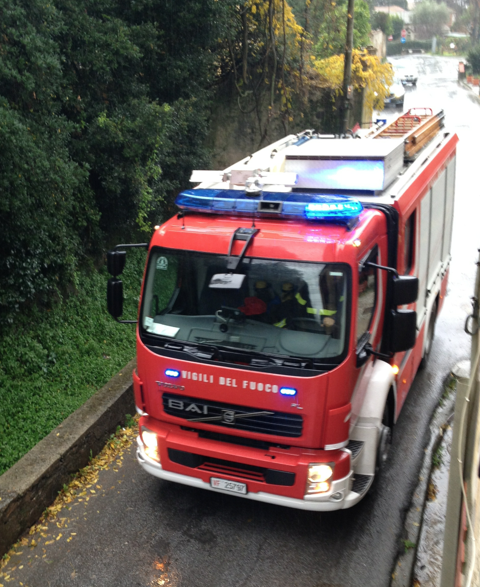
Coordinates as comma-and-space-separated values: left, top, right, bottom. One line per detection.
210, 478, 247, 495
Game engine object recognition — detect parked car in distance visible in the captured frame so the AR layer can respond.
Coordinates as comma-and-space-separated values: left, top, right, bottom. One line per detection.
384, 81, 405, 108
401, 71, 418, 86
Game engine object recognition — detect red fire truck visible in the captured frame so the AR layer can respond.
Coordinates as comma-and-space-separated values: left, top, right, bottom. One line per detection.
107, 108, 458, 510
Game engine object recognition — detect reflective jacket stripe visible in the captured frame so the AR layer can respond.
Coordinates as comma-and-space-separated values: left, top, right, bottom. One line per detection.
307, 308, 336, 316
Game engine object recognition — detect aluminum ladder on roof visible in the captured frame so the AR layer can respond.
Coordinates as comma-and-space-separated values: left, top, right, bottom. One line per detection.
372, 108, 445, 160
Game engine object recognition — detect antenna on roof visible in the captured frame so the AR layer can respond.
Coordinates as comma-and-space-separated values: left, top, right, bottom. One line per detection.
177, 211, 186, 230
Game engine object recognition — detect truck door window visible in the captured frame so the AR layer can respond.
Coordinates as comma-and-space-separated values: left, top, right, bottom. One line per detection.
143, 254, 180, 317
357, 249, 377, 344
404, 211, 416, 275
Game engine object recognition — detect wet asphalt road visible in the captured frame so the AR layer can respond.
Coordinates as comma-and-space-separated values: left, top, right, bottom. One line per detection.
3, 56, 480, 587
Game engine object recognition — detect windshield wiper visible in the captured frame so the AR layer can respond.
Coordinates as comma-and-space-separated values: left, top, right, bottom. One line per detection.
249, 355, 314, 369
162, 341, 332, 371
164, 342, 221, 360
206, 345, 315, 370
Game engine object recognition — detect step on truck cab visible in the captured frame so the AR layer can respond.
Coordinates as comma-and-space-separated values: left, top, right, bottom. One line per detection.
107, 108, 458, 510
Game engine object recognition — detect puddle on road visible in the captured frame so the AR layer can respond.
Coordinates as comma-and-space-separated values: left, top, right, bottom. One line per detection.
414, 425, 453, 586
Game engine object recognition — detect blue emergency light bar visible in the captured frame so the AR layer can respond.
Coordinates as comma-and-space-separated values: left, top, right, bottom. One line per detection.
175, 189, 363, 225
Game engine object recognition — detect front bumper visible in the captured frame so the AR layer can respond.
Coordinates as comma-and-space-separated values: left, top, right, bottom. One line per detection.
136, 419, 367, 511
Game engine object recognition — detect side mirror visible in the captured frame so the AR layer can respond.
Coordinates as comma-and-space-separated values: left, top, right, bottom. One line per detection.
107, 250, 126, 277
391, 275, 418, 306
356, 344, 369, 368
107, 278, 123, 319
389, 309, 417, 353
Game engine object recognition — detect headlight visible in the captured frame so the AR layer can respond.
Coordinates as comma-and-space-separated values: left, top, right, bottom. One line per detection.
141, 426, 160, 462
306, 463, 334, 494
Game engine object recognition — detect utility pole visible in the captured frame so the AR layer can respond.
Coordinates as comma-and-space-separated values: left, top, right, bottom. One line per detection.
474, 0, 480, 45
340, 0, 355, 134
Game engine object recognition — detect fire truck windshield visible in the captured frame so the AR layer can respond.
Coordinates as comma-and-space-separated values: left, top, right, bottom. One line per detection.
140, 248, 350, 362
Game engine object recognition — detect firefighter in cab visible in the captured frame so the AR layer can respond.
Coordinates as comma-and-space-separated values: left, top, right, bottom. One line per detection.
272, 271, 343, 334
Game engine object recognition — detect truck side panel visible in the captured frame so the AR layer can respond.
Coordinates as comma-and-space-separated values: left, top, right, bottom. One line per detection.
417, 192, 431, 325
442, 157, 456, 262
428, 169, 446, 290
415, 151, 455, 329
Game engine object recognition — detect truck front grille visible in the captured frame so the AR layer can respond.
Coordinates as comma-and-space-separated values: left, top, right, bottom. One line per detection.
168, 449, 296, 486
162, 392, 303, 438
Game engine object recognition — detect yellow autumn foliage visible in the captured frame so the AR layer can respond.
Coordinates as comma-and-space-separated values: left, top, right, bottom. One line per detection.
240, 0, 306, 117
247, 0, 304, 46
312, 50, 394, 110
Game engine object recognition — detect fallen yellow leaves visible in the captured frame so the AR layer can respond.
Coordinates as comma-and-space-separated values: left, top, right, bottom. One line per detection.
0, 418, 138, 574
427, 481, 438, 502
40, 420, 138, 524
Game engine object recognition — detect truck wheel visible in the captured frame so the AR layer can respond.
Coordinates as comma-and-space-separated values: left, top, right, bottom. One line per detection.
376, 403, 392, 471
419, 301, 437, 369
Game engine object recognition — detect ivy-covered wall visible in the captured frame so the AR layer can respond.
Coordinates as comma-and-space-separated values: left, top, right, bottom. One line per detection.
0, 0, 233, 321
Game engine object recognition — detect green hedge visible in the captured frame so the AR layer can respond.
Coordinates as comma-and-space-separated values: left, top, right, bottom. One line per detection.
387, 40, 432, 56
468, 44, 480, 74
0, 250, 146, 475
0, 0, 226, 323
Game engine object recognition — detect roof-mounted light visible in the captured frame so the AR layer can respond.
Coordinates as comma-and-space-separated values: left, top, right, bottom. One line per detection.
175, 189, 363, 227
305, 200, 363, 220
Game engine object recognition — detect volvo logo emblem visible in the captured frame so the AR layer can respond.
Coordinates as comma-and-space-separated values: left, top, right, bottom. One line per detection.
157, 381, 185, 391
222, 410, 236, 424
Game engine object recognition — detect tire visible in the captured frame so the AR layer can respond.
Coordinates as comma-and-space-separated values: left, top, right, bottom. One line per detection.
419, 301, 437, 370
376, 401, 392, 472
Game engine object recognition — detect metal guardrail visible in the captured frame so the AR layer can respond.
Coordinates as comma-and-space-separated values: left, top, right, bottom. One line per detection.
441, 249, 480, 587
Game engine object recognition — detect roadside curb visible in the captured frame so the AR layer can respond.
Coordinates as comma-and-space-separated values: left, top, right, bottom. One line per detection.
391, 374, 457, 587
459, 79, 480, 103
0, 359, 136, 558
